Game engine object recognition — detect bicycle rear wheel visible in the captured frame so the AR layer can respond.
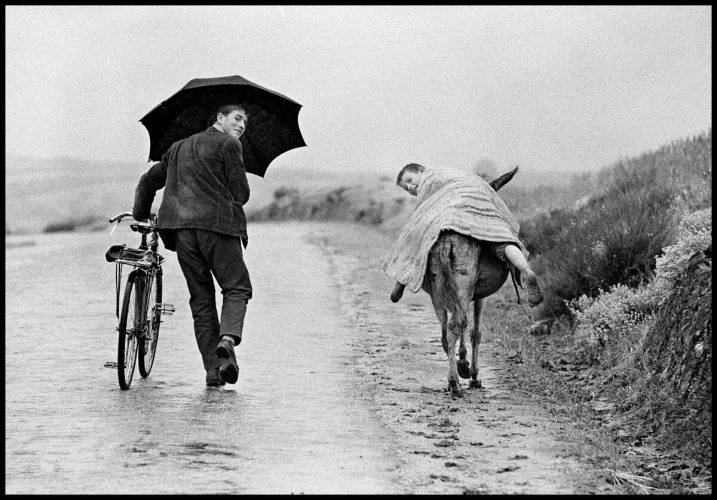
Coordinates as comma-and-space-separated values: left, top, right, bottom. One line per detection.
118, 271, 142, 389
139, 270, 162, 378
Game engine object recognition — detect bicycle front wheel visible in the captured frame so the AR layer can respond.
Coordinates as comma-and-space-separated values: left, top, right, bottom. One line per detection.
118, 271, 142, 389
139, 269, 162, 378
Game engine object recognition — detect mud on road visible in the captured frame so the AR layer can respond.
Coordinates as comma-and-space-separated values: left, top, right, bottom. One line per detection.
311, 222, 617, 494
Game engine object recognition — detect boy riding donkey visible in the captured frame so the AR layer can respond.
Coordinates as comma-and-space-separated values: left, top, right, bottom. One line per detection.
383, 163, 544, 307
382, 163, 545, 395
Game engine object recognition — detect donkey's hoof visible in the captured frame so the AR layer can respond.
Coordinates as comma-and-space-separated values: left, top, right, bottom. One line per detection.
457, 359, 471, 379
448, 381, 463, 398
469, 379, 482, 389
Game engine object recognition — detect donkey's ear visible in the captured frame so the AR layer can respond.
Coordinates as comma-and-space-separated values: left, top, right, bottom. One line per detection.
489, 166, 518, 191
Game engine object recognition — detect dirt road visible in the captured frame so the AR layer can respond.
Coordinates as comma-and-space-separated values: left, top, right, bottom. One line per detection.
6, 221, 608, 493
310, 222, 612, 494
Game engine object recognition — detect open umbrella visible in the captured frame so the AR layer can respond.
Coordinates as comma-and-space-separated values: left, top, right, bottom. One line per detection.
140, 75, 306, 177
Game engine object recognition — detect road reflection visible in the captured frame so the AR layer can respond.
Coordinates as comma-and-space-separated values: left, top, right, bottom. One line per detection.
5, 223, 402, 494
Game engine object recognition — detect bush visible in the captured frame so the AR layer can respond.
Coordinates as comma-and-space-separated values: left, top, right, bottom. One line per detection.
569, 284, 654, 363
528, 185, 676, 315
523, 130, 711, 316
519, 207, 573, 255
567, 208, 712, 363
650, 208, 712, 306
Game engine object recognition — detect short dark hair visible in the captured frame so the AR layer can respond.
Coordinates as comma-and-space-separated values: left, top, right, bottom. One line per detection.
212, 103, 249, 124
396, 163, 425, 186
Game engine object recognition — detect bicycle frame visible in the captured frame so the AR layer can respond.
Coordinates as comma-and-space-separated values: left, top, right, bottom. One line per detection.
108, 213, 167, 318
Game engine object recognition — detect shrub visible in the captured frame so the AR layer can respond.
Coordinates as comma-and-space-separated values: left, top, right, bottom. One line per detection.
566, 208, 711, 357
523, 130, 711, 316
519, 207, 573, 255
528, 184, 676, 315
569, 284, 654, 363
650, 208, 712, 306
566, 208, 712, 363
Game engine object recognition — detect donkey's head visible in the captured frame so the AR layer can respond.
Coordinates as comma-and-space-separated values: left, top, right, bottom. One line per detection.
488, 166, 518, 192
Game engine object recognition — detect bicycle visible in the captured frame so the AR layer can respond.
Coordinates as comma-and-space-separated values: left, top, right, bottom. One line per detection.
106, 212, 174, 390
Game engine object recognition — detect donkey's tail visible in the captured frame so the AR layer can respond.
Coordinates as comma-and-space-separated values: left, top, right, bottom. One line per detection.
433, 236, 468, 332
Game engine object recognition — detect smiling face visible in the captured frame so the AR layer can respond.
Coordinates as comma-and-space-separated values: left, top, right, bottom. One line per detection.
217, 108, 248, 139
398, 170, 423, 196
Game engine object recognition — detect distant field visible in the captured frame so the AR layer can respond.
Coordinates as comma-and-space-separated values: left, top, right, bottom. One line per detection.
5, 153, 588, 235
5, 155, 364, 234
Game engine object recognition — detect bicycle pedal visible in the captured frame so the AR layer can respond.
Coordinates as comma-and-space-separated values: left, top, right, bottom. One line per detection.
104, 361, 118, 368
157, 303, 175, 315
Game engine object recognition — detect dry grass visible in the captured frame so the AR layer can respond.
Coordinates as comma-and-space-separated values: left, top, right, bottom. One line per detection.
602, 469, 663, 493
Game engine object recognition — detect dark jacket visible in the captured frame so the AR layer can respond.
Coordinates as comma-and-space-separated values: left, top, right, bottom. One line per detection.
133, 126, 250, 251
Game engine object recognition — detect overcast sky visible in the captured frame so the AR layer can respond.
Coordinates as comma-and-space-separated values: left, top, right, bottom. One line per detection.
5, 5, 712, 175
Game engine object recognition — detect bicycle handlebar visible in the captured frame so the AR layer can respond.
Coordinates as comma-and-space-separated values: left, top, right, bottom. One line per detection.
109, 212, 134, 224
109, 212, 157, 225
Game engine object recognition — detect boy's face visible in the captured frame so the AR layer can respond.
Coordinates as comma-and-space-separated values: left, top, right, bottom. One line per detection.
218, 109, 248, 139
398, 170, 422, 196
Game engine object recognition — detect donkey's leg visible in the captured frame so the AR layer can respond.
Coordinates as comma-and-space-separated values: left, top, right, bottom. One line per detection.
469, 298, 485, 389
456, 241, 481, 381
446, 310, 464, 397
457, 319, 470, 379
429, 293, 449, 355
447, 293, 476, 397
448, 278, 477, 397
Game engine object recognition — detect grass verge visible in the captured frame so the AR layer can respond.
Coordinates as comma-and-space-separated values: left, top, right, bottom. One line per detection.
493, 314, 711, 494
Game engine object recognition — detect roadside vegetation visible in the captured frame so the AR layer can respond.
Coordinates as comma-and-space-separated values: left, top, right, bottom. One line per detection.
517, 130, 712, 493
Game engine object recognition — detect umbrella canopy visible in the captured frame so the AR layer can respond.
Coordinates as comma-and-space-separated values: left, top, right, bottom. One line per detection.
140, 75, 306, 177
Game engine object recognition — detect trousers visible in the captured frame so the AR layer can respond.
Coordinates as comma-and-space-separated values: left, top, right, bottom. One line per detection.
175, 228, 252, 371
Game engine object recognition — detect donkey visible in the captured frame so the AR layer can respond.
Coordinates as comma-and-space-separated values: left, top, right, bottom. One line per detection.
391, 167, 519, 398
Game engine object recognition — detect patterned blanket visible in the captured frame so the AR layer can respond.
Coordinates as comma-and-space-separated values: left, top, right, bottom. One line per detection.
381, 166, 527, 293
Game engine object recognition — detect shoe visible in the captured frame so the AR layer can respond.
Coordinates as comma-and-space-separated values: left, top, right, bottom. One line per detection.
525, 272, 544, 307
390, 282, 405, 303
206, 367, 225, 387
216, 338, 239, 384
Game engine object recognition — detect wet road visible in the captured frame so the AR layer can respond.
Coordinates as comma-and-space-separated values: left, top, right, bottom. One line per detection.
5, 222, 404, 494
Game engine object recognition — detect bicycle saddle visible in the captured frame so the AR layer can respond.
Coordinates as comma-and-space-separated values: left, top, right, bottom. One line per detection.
105, 244, 150, 263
